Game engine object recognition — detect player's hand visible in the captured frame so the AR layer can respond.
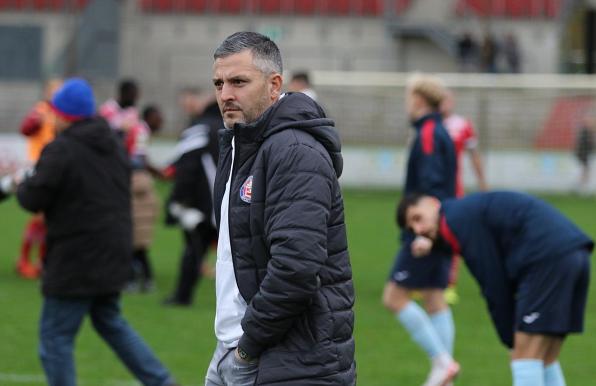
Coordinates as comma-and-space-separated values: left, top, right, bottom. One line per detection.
0, 175, 16, 194
179, 208, 205, 230
411, 235, 433, 257
13, 167, 34, 185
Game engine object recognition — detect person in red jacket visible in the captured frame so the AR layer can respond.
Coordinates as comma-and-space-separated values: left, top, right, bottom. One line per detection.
16, 78, 62, 279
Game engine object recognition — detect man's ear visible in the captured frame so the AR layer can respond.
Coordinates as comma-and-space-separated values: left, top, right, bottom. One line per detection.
269, 73, 283, 100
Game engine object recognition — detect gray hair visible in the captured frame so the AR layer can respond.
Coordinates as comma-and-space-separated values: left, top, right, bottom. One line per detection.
214, 31, 283, 75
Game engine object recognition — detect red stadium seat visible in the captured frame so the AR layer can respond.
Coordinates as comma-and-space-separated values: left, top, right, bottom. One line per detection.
325, 0, 350, 16
48, 0, 66, 10
187, 0, 207, 12
154, 0, 174, 12
75, 0, 89, 9
215, 0, 244, 14
11, 0, 28, 9
258, 0, 281, 14
294, 0, 316, 15
395, 0, 411, 15
31, 0, 46, 10
139, 0, 153, 11
545, 0, 562, 18
535, 97, 594, 150
360, 0, 384, 16
456, 0, 561, 19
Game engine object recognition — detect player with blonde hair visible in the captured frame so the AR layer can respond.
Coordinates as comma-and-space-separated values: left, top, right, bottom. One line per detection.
383, 74, 459, 385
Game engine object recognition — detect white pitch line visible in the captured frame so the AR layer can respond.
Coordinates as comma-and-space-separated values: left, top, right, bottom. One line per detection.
0, 373, 201, 386
0, 373, 45, 384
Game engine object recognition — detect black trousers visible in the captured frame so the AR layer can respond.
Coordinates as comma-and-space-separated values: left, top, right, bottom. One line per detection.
172, 222, 217, 303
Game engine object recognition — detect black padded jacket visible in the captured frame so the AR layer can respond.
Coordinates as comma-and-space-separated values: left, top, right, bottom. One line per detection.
213, 92, 356, 385
17, 117, 132, 297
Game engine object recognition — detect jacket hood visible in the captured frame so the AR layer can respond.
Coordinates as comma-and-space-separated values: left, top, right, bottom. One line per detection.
234, 92, 343, 177
62, 117, 118, 154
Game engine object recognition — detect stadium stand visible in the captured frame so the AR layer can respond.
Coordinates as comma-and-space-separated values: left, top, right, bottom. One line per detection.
456, 0, 562, 19
137, 0, 412, 16
535, 96, 594, 150
0, 0, 89, 10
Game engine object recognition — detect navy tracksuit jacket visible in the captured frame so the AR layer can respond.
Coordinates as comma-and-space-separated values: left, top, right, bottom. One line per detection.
439, 191, 593, 346
394, 112, 457, 287
404, 112, 456, 199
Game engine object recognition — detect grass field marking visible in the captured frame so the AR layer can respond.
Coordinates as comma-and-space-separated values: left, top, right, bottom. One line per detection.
0, 373, 45, 384
0, 372, 202, 386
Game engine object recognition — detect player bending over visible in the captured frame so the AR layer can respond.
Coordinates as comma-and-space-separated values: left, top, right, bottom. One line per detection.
398, 191, 592, 386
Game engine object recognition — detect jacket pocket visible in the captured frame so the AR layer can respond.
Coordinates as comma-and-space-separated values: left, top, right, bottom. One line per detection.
255, 341, 339, 384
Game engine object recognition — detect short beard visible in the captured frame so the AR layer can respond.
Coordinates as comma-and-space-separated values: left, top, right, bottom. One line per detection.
243, 87, 273, 125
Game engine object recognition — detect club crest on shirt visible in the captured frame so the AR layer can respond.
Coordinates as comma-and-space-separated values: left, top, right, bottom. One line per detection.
240, 175, 253, 203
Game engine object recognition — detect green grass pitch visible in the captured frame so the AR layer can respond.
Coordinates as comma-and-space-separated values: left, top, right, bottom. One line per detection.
0, 187, 594, 385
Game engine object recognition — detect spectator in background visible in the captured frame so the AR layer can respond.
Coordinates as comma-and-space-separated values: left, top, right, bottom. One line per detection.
456, 32, 478, 72
287, 71, 318, 101
16, 78, 63, 279
502, 33, 521, 73
100, 79, 141, 141
177, 86, 210, 123
15, 78, 178, 386
480, 33, 498, 73
162, 91, 220, 306
575, 114, 595, 195
126, 105, 164, 292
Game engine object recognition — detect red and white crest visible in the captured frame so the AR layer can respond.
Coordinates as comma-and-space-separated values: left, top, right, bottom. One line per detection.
240, 175, 253, 203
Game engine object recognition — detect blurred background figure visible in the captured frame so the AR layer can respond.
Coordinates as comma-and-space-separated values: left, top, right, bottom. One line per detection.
287, 71, 318, 101
174, 86, 219, 277
456, 31, 479, 72
177, 86, 210, 121
502, 33, 521, 73
480, 32, 498, 73
15, 78, 179, 386
574, 114, 595, 195
125, 105, 164, 293
15, 78, 63, 279
162, 89, 220, 307
441, 90, 488, 196
100, 79, 140, 141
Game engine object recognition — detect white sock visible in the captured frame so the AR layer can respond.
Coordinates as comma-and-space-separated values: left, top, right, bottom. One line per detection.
511, 359, 544, 386
544, 361, 566, 386
397, 301, 449, 360
430, 307, 455, 355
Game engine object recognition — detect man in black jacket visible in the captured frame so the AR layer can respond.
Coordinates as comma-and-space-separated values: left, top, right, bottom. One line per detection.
16, 78, 177, 386
162, 94, 221, 306
205, 32, 355, 386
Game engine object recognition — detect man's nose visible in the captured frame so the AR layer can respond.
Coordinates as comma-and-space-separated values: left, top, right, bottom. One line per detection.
220, 83, 235, 101
412, 224, 422, 235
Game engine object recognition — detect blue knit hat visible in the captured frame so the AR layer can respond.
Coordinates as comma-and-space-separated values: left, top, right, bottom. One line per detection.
51, 78, 96, 121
